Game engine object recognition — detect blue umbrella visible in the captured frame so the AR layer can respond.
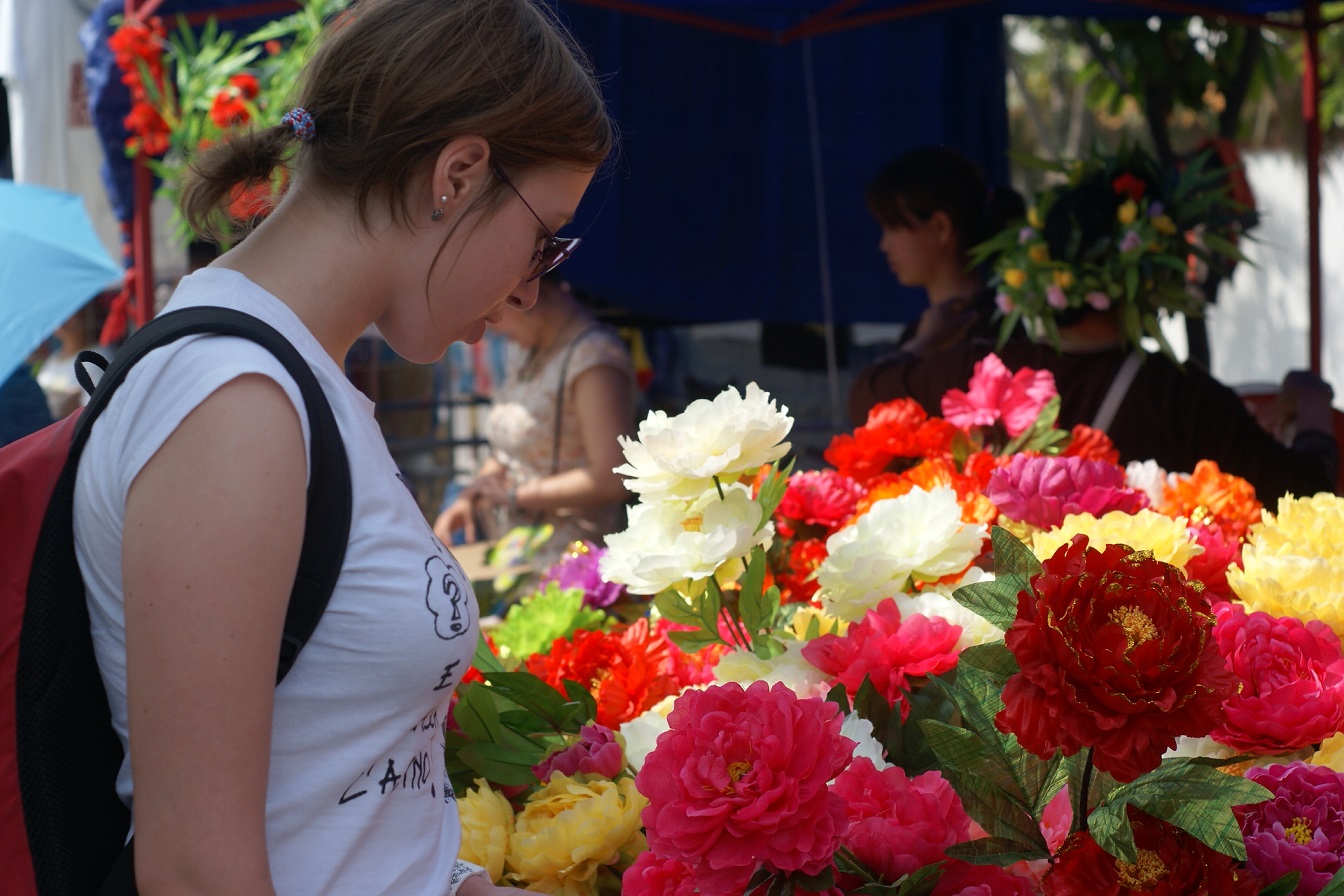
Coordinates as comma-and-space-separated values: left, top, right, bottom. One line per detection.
0, 181, 123, 383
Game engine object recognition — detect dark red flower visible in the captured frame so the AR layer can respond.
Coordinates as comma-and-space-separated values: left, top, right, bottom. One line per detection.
1111, 172, 1147, 202
995, 536, 1234, 782
1044, 809, 1260, 896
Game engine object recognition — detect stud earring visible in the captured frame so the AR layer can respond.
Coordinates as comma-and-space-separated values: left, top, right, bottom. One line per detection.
430, 195, 447, 222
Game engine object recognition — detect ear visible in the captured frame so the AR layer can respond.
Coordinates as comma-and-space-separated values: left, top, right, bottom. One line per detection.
928, 210, 956, 246
430, 135, 491, 212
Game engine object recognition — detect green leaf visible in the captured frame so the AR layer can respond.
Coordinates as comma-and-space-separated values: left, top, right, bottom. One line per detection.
653, 588, 703, 628
668, 629, 728, 653
561, 680, 598, 727
1316, 868, 1344, 896
483, 671, 571, 727
756, 459, 796, 525
1089, 759, 1273, 863
452, 683, 502, 743
952, 527, 1039, 629
826, 683, 851, 715
945, 836, 1051, 865
457, 743, 545, 786
739, 548, 779, 638
1258, 872, 1303, 896
472, 632, 505, 675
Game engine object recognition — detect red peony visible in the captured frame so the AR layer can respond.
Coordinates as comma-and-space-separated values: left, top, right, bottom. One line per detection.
525, 619, 684, 727
1211, 603, 1344, 754
774, 537, 827, 604
1063, 424, 1121, 463
775, 469, 864, 538
228, 72, 260, 100
831, 758, 971, 886
636, 681, 852, 895
1181, 521, 1241, 603
1043, 809, 1260, 896
824, 399, 958, 486
209, 90, 250, 128
801, 598, 960, 716
622, 850, 698, 896
995, 536, 1234, 782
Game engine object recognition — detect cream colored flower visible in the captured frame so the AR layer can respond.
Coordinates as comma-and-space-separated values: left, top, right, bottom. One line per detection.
1031, 508, 1201, 569
1125, 459, 1172, 506
617, 693, 681, 771
506, 775, 647, 894
841, 712, 891, 769
817, 486, 987, 622
1229, 493, 1344, 638
614, 382, 792, 501
788, 605, 849, 640
713, 641, 830, 698
599, 483, 772, 594
898, 568, 1004, 650
457, 778, 514, 883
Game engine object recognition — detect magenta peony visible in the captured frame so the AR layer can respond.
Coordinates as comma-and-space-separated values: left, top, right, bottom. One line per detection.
635, 681, 853, 895
830, 757, 972, 885
985, 454, 1148, 530
775, 469, 865, 538
622, 851, 698, 896
1238, 762, 1344, 896
532, 723, 626, 781
539, 541, 627, 608
801, 598, 961, 716
1211, 603, 1344, 755
1182, 521, 1242, 603
941, 353, 1057, 438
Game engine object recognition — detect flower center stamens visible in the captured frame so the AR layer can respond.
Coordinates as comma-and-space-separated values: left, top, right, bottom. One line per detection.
1114, 849, 1167, 888
1286, 817, 1315, 845
1109, 605, 1159, 650
682, 514, 704, 533
727, 761, 751, 783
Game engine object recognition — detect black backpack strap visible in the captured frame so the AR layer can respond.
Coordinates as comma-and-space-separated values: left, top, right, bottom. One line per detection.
71, 306, 352, 682
18, 307, 350, 896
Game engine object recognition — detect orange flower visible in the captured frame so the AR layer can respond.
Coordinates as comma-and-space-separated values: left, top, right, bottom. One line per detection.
1158, 459, 1262, 540
209, 90, 250, 128
1061, 424, 1119, 463
824, 398, 957, 486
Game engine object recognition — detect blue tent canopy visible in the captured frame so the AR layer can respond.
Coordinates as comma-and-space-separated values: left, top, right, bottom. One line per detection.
85, 0, 1316, 327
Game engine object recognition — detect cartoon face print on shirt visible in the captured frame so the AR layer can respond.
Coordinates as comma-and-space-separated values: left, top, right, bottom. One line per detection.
424, 555, 471, 641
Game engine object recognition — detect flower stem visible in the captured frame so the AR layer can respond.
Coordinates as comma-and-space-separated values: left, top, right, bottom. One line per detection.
720, 606, 752, 651
1076, 747, 1095, 834
713, 474, 725, 501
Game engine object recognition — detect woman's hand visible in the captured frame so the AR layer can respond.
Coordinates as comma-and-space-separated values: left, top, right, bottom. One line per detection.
433, 468, 511, 546
433, 495, 478, 545
456, 874, 518, 894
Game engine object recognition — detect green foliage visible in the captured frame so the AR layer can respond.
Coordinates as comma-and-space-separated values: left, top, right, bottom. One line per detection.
952, 526, 1040, 631
490, 582, 610, 663
1317, 868, 1344, 896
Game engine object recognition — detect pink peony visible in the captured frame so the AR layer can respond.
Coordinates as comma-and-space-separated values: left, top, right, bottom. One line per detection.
1182, 522, 1242, 603
933, 861, 1037, 896
986, 454, 1148, 530
1211, 603, 1344, 754
941, 353, 1057, 438
635, 681, 853, 895
1238, 762, 1344, 896
831, 758, 972, 886
775, 469, 865, 538
622, 851, 699, 896
801, 598, 961, 717
532, 723, 626, 781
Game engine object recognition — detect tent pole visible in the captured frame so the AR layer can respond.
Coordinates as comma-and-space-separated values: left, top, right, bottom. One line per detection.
1304, 0, 1323, 374
801, 38, 843, 430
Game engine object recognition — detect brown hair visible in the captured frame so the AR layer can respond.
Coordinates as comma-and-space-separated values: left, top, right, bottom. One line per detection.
181, 0, 614, 241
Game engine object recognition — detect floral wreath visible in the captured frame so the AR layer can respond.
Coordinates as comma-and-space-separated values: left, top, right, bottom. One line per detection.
972, 143, 1252, 359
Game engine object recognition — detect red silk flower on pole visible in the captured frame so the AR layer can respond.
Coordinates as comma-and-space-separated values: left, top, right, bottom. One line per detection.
995, 535, 1234, 782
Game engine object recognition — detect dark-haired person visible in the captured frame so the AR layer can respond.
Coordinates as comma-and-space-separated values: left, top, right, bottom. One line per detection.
72, 1, 613, 893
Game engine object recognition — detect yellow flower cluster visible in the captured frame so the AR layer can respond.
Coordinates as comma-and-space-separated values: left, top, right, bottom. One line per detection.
504, 775, 647, 894
458, 779, 515, 882
1031, 509, 1201, 569
1228, 493, 1344, 639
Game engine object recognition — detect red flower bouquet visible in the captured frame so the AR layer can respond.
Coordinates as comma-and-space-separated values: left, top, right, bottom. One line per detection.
995, 536, 1234, 782
824, 398, 958, 486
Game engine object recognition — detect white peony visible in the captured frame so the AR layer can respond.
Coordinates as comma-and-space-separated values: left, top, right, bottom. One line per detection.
617, 693, 684, 771
614, 382, 792, 501
1125, 459, 1174, 506
599, 483, 773, 594
712, 641, 830, 698
896, 567, 1004, 650
840, 712, 891, 769
816, 486, 987, 622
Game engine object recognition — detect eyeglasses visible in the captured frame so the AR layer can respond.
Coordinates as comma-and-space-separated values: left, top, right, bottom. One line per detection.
493, 164, 580, 282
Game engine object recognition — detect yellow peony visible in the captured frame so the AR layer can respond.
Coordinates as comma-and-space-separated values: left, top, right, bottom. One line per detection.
789, 605, 849, 640
457, 778, 514, 883
1314, 733, 1344, 772
1117, 200, 1138, 224
1003, 268, 1028, 289
506, 775, 647, 895
1028, 244, 1050, 264
1031, 509, 1201, 569
1052, 269, 1074, 289
1228, 493, 1344, 638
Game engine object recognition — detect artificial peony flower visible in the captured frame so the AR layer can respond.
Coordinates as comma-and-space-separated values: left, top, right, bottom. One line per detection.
506, 774, 647, 894
774, 469, 864, 538
1238, 762, 1344, 896
855, 456, 998, 525
1316, 733, 1344, 772
1181, 521, 1242, 602
802, 598, 961, 714
457, 778, 514, 883
840, 713, 889, 768
1229, 493, 1344, 641
622, 851, 697, 896
774, 537, 827, 604
816, 486, 987, 622
987, 454, 1148, 531
1211, 603, 1344, 755
1031, 508, 1202, 570
617, 693, 682, 772
712, 640, 830, 698
789, 605, 848, 640
636, 681, 853, 895
824, 398, 959, 485
1157, 459, 1262, 541
525, 619, 686, 728
600, 482, 772, 595
614, 383, 792, 501
540, 540, 628, 608
533, 723, 626, 782
1125, 460, 1173, 507
831, 758, 971, 886
1062, 424, 1120, 463
1044, 808, 1259, 895
895, 571, 1005, 650
996, 536, 1234, 782
941, 353, 1057, 438
934, 861, 1037, 896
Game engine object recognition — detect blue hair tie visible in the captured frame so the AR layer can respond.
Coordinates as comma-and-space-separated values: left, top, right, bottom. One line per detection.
281, 107, 316, 142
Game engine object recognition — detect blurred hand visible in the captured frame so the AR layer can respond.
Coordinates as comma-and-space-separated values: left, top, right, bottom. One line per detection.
433, 496, 476, 546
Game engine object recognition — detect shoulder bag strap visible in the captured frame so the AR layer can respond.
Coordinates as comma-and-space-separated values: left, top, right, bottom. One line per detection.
1091, 350, 1144, 434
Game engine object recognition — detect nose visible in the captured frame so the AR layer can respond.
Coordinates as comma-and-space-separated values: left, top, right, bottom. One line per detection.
507, 278, 541, 312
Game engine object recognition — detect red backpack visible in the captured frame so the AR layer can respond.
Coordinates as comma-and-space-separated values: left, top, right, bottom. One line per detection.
1, 307, 351, 896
